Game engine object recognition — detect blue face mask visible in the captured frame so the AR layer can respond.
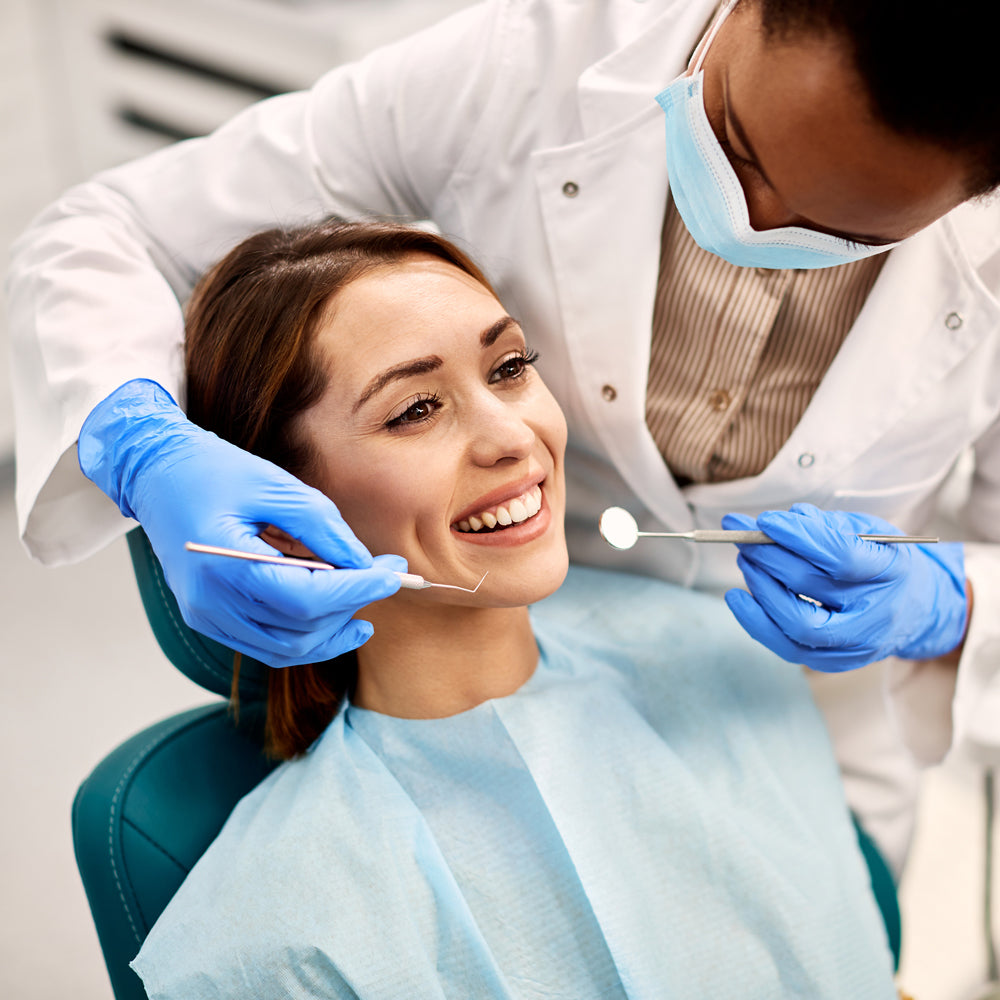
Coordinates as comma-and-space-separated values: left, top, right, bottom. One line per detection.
655, 3, 899, 270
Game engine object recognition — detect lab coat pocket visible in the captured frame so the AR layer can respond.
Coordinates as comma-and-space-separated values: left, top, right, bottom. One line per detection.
825, 460, 960, 527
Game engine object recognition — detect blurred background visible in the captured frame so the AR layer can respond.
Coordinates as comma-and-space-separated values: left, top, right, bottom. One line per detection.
1, 1, 996, 997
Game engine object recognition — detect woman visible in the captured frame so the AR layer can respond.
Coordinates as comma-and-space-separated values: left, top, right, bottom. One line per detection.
132, 220, 897, 998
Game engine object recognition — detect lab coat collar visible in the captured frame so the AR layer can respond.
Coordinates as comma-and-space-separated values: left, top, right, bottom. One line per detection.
533, 109, 698, 542
945, 195, 1000, 283
575, 0, 717, 140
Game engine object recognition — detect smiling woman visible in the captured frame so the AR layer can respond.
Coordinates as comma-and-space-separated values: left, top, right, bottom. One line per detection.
132, 219, 899, 999
182, 219, 568, 748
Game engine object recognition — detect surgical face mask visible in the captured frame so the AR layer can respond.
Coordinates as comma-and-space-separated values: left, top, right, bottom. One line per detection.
655, 2, 900, 270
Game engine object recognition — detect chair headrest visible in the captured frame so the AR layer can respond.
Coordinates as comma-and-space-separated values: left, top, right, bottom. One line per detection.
126, 528, 269, 704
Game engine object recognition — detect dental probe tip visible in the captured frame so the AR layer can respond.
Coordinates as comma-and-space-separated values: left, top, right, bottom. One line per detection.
397, 571, 489, 593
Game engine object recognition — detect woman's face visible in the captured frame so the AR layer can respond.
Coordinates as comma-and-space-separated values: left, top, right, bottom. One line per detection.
297, 254, 568, 608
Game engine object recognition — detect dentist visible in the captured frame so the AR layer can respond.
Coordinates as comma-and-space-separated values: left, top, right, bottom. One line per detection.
8, 0, 1000, 870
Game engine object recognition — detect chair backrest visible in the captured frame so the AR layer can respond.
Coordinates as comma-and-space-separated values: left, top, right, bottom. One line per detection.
74, 529, 901, 999
124, 527, 269, 703
72, 529, 277, 999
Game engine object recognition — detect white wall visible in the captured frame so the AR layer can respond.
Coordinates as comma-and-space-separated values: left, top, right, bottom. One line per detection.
1, 0, 471, 467
0, 0, 69, 462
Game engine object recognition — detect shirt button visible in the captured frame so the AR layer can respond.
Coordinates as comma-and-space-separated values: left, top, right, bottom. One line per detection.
562, 181, 580, 198
945, 311, 963, 330
798, 452, 816, 468
708, 389, 732, 411
601, 384, 617, 402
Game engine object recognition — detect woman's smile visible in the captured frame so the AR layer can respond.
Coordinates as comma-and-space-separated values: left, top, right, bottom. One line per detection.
453, 475, 543, 531
452, 482, 551, 546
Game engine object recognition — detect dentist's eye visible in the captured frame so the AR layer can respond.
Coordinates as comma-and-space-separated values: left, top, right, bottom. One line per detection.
719, 138, 757, 173
489, 349, 540, 384
385, 393, 441, 431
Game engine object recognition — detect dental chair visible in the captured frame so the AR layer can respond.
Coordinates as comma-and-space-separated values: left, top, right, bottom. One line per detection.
72, 528, 902, 1000
72, 528, 278, 1000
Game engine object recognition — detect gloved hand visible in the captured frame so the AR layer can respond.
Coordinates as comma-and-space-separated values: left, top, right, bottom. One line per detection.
79, 379, 404, 667
721, 502, 968, 672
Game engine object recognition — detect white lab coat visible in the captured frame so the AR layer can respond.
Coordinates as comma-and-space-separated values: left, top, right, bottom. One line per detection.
9, 0, 1000, 864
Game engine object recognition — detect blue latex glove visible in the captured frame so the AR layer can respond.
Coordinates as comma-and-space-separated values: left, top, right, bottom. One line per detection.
721, 502, 967, 672
78, 379, 404, 667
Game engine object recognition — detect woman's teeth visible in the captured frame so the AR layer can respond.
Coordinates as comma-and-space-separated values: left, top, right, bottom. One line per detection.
456, 486, 543, 533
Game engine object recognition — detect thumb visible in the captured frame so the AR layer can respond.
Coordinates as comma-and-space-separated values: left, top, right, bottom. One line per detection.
259, 480, 373, 570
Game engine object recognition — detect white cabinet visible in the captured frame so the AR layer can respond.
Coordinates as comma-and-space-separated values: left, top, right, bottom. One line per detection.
52, 0, 471, 175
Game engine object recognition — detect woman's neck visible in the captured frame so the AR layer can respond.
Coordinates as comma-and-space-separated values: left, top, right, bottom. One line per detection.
353, 601, 538, 719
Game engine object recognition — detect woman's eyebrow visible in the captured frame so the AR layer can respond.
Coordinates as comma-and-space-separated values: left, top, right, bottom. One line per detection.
352, 317, 521, 414
481, 315, 519, 347
353, 357, 443, 413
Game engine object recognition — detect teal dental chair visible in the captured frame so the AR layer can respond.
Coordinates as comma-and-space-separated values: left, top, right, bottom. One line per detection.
72, 529, 278, 1000
72, 528, 902, 1000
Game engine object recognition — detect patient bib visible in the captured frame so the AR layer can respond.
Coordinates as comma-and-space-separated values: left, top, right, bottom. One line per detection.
133, 568, 897, 999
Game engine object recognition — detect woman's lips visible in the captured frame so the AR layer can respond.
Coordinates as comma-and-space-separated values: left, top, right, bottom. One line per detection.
451, 486, 551, 547
454, 485, 542, 533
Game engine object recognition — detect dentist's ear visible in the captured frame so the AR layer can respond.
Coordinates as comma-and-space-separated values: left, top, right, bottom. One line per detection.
260, 525, 319, 560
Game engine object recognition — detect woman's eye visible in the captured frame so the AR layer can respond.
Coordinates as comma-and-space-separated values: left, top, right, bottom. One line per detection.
489, 349, 540, 384
385, 394, 440, 430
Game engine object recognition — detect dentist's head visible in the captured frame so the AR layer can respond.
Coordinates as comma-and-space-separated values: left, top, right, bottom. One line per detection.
659, 0, 999, 269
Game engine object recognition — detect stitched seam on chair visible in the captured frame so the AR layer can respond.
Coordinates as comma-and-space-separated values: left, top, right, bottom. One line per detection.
108, 734, 170, 947
149, 555, 231, 686
106, 711, 224, 946
121, 816, 189, 875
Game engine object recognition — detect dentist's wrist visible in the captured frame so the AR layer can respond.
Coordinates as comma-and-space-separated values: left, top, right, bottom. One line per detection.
78, 378, 185, 518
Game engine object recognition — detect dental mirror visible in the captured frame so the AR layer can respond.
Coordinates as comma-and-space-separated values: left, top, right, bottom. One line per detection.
599, 507, 641, 550
598, 506, 939, 548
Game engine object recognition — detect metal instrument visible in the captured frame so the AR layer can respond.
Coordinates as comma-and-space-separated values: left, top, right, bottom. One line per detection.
598, 506, 939, 551
184, 541, 488, 593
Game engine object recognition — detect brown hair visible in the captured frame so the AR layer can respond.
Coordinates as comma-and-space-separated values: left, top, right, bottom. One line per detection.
184, 218, 495, 759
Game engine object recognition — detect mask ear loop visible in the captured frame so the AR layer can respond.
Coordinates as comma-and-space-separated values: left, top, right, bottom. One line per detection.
686, 0, 740, 76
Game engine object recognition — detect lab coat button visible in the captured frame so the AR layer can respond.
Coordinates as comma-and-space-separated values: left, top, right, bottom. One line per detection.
708, 389, 731, 411
601, 384, 617, 402
797, 452, 816, 468
945, 311, 963, 330
562, 181, 580, 198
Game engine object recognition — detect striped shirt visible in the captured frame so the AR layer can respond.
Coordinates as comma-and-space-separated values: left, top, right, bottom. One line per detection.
646, 198, 886, 484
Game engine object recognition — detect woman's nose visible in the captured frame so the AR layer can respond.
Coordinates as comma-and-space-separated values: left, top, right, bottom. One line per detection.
468, 402, 535, 467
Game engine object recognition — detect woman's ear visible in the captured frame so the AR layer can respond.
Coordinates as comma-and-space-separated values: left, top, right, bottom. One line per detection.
260, 525, 319, 560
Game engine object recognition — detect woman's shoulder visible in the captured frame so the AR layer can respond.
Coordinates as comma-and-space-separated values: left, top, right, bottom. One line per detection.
132, 715, 436, 996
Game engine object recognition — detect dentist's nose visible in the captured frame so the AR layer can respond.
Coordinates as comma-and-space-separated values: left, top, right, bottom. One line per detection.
469, 401, 535, 467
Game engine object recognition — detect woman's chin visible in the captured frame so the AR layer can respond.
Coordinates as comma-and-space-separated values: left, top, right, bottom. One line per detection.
477, 548, 569, 608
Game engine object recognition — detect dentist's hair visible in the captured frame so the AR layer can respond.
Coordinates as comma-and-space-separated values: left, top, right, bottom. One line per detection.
184, 218, 496, 759
755, 0, 1000, 195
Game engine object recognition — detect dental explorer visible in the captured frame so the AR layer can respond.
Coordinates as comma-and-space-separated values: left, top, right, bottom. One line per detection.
184, 542, 488, 593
